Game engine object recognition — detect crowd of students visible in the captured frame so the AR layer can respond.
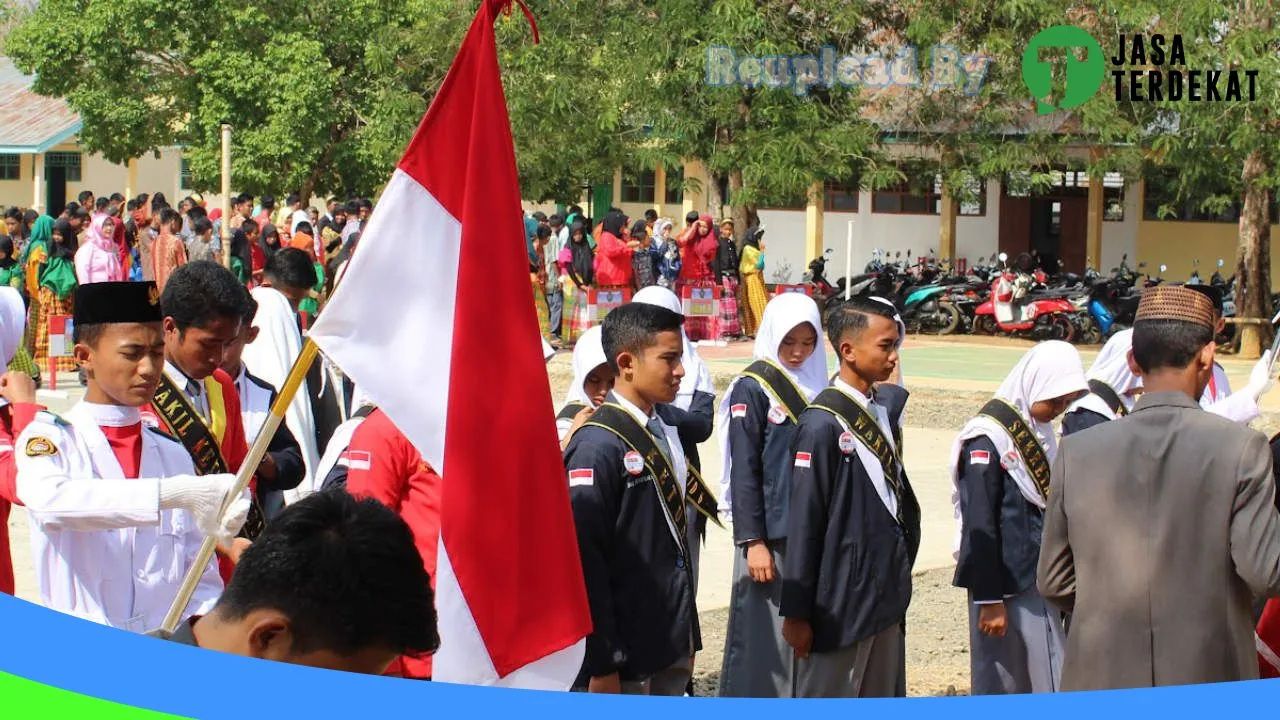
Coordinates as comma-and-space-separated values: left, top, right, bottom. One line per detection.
527, 206, 770, 348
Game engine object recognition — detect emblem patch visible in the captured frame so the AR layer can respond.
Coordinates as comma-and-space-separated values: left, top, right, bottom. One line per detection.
623, 451, 644, 476
730, 403, 748, 419
568, 469, 595, 487
837, 431, 856, 455
24, 437, 58, 458
767, 406, 788, 425
969, 450, 991, 465
794, 451, 812, 469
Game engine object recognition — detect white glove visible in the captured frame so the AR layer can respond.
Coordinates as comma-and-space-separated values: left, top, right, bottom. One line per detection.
1246, 350, 1275, 400
159, 474, 251, 543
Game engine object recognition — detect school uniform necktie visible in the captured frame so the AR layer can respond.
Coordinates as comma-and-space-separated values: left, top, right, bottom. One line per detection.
868, 399, 905, 522
186, 379, 209, 423
645, 415, 675, 466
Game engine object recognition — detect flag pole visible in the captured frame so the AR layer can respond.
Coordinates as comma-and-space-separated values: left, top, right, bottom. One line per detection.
158, 338, 321, 634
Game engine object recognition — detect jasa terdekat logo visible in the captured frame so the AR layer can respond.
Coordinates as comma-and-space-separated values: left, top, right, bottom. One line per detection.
1022, 25, 1260, 114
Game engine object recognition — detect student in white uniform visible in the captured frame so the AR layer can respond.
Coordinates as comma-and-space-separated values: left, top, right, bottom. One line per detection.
15, 282, 250, 632
1187, 285, 1274, 423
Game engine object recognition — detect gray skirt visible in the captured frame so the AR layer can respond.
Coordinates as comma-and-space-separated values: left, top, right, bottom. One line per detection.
718, 540, 792, 697
968, 587, 1065, 694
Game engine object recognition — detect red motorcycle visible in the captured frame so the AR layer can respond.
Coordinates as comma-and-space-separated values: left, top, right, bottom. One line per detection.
973, 267, 1078, 341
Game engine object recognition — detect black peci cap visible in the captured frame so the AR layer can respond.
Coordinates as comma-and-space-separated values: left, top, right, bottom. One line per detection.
74, 282, 163, 325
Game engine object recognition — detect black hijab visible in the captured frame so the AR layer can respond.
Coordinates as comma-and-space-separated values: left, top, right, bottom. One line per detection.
568, 220, 594, 286
601, 211, 627, 238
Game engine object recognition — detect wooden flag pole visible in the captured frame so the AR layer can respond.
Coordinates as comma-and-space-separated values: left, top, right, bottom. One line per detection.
158, 338, 320, 633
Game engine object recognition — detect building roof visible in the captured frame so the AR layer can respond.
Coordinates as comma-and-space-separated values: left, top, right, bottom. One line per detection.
0, 57, 82, 154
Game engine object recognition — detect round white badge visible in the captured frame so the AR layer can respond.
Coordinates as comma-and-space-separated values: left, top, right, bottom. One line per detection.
838, 431, 856, 455
1001, 450, 1019, 470
623, 451, 644, 476
767, 406, 788, 425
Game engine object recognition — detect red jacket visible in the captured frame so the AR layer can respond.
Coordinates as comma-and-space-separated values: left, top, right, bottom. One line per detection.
345, 409, 442, 679
0, 402, 42, 596
677, 226, 717, 283
143, 368, 250, 582
593, 231, 634, 288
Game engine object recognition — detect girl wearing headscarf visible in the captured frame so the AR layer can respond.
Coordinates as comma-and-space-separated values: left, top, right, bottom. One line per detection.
593, 210, 634, 288
718, 292, 828, 698
715, 219, 742, 339
1061, 329, 1142, 436
633, 285, 718, 591
677, 214, 718, 341
554, 325, 615, 447
950, 340, 1087, 695
737, 225, 769, 337
0, 237, 21, 293
74, 215, 125, 284
260, 223, 282, 259
0, 286, 45, 595
22, 216, 52, 354
33, 222, 78, 373
560, 220, 595, 345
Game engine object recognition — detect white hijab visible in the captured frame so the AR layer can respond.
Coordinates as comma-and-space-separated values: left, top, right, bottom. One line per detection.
564, 325, 607, 407
717, 293, 829, 519
1069, 329, 1141, 420
242, 286, 321, 498
0, 287, 24, 366
950, 341, 1086, 554
633, 285, 714, 410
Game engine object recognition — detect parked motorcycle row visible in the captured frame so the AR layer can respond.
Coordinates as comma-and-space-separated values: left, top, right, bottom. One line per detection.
802, 248, 1243, 349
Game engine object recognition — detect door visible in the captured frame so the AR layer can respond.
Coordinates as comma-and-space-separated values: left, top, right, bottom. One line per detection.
998, 195, 1031, 260
590, 184, 613, 223
45, 166, 66, 217
1057, 196, 1088, 274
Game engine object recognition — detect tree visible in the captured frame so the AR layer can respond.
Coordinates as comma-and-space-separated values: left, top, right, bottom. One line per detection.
1087, 0, 1280, 357
5, 0, 459, 202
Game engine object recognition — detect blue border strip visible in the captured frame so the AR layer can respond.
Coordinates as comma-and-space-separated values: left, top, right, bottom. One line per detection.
0, 593, 1276, 718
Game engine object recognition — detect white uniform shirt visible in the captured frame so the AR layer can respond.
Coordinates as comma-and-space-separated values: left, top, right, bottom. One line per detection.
233, 365, 274, 445
15, 402, 222, 632
831, 377, 900, 519
1201, 362, 1261, 424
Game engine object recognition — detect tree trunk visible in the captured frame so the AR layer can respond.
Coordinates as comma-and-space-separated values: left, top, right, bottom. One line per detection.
707, 170, 725, 219
1235, 147, 1272, 359
727, 169, 758, 247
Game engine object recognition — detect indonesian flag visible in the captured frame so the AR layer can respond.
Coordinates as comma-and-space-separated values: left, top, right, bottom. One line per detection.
308, 0, 590, 688
1257, 598, 1280, 678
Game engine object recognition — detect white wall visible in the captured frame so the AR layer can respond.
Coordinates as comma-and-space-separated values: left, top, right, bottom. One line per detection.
1099, 181, 1139, 272
756, 208, 808, 283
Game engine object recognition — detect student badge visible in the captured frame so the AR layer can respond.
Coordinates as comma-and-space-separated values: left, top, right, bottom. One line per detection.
767, 406, 787, 425
1001, 450, 1020, 470
623, 451, 645, 476
838, 432, 856, 455
24, 437, 57, 457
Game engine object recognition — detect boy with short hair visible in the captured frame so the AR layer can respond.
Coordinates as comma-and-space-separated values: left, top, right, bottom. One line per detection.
16, 282, 247, 632
220, 290, 305, 522
779, 297, 921, 698
565, 302, 701, 695
151, 490, 440, 675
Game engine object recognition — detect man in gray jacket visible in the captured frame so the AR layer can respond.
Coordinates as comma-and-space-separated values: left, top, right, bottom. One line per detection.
1038, 284, 1280, 690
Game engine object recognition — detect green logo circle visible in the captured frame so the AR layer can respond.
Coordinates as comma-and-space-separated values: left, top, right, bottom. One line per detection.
1022, 25, 1106, 114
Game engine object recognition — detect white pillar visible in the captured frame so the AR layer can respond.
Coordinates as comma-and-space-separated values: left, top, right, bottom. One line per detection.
32, 153, 45, 212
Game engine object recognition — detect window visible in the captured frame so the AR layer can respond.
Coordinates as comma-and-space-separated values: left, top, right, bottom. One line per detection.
824, 181, 860, 212
872, 177, 939, 215
0, 154, 19, 181
1143, 171, 1244, 223
1101, 172, 1125, 222
944, 175, 987, 216
45, 152, 82, 182
664, 167, 684, 205
620, 169, 656, 203
180, 158, 193, 189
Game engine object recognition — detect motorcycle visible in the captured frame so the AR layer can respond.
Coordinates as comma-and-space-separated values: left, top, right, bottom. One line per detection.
973, 253, 1082, 341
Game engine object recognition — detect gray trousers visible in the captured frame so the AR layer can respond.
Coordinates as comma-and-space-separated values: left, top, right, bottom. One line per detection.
793, 622, 904, 698
620, 655, 693, 696
546, 289, 563, 337
719, 541, 791, 698
968, 588, 1065, 694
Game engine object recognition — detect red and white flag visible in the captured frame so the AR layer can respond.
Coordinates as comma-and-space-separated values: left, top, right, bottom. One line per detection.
308, 0, 590, 689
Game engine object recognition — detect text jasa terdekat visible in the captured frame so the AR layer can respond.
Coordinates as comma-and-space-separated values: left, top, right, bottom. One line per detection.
1112, 34, 1258, 102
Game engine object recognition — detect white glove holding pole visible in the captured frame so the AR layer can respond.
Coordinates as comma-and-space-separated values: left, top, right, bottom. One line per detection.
158, 474, 252, 543
1245, 349, 1275, 401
